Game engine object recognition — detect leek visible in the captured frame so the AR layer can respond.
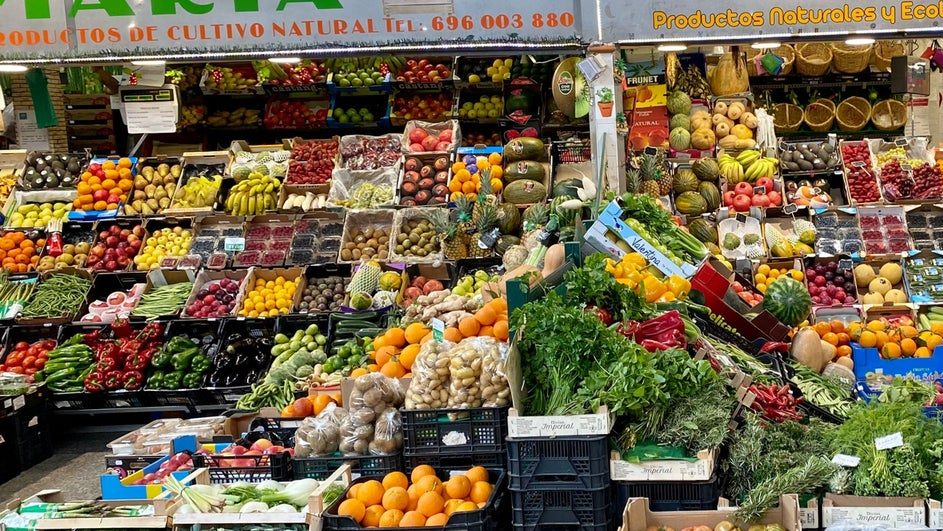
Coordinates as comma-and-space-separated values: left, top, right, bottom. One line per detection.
259, 479, 320, 508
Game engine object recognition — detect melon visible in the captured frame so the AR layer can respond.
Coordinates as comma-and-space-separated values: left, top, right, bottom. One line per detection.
764, 277, 812, 326
667, 91, 693, 116
692, 158, 720, 182
879, 262, 902, 284
675, 191, 707, 216
698, 181, 721, 211
854, 264, 876, 287
672, 169, 699, 194
869, 277, 892, 295
884, 289, 907, 303
670, 113, 691, 131
669, 127, 691, 150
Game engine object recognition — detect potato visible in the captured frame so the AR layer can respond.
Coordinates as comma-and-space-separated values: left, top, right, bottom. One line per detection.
405, 340, 454, 409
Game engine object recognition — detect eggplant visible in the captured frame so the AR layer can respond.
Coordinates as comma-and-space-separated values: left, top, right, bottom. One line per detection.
214, 354, 234, 370
207, 371, 224, 387
234, 353, 250, 367
252, 350, 268, 366
223, 373, 242, 386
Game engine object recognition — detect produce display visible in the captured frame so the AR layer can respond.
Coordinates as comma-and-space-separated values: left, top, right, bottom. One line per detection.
23, 152, 84, 189
124, 162, 180, 216
87, 223, 144, 272
6, 202, 72, 229
75, 158, 135, 213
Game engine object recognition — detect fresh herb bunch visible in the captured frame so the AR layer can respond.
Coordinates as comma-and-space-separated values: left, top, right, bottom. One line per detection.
652, 377, 736, 453
564, 253, 651, 322
565, 340, 664, 418
735, 456, 838, 523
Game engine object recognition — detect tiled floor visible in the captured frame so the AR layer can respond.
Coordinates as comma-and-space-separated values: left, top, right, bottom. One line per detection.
0, 431, 121, 502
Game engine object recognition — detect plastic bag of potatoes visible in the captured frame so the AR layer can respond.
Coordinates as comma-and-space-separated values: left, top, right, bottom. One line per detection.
339, 373, 405, 456
405, 340, 455, 410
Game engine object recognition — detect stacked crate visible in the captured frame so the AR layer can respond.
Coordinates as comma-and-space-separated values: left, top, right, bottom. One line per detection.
63, 94, 116, 153
400, 406, 509, 471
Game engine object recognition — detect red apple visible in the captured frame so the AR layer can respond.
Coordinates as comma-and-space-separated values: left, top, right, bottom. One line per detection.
438, 129, 452, 141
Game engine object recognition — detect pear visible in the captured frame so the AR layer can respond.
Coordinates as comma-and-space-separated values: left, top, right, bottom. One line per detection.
133, 175, 148, 190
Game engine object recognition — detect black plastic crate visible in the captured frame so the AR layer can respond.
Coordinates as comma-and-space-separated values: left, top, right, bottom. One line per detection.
402, 406, 509, 456
294, 452, 401, 480
0, 416, 19, 482
245, 416, 306, 447
510, 486, 609, 531
404, 450, 504, 473
612, 475, 722, 512
10, 403, 53, 470
192, 450, 292, 482
507, 435, 608, 491
323, 467, 507, 531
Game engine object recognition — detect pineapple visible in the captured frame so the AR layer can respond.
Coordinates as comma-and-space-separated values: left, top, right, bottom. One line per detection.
472, 176, 496, 224
467, 203, 497, 258
639, 179, 660, 197
452, 194, 474, 235
432, 210, 467, 259
625, 167, 640, 194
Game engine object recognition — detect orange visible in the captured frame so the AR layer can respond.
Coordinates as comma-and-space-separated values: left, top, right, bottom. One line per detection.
901, 338, 917, 356
406, 485, 421, 511
465, 466, 488, 485
101, 178, 117, 191
493, 320, 509, 341
916, 346, 932, 358
118, 167, 132, 179
490, 298, 507, 312
847, 321, 863, 340
867, 319, 886, 332
93, 200, 108, 211
363, 504, 385, 527
378, 509, 403, 527
859, 330, 877, 348
374, 345, 398, 367
875, 331, 890, 349
830, 320, 845, 333
882, 342, 902, 359
399, 344, 420, 370
443, 499, 463, 516
411, 464, 436, 484
356, 480, 385, 507
380, 360, 406, 378
373, 335, 388, 349
101, 160, 116, 171
385, 327, 407, 348
444, 327, 463, 342
414, 475, 443, 496
118, 157, 132, 168
836, 345, 852, 358
458, 316, 481, 337
77, 182, 92, 195
488, 152, 502, 165
417, 492, 445, 517
449, 179, 463, 193
405, 323, 430, 344
420, 332, 434, 345
444, 475, 471, 500
932, 323, 943, 336
469, 481, 492, 504
462, 181, 477, 194
926, 334, 943, 351
367, 363, 380, 372
900, 325, 918, 338
382, 471, 409, 491
814, 322, 831, 337
382, 487, 409, 511
104, 169, 120, 181
350, 367, 369, 378
425, 513, 448, 526
836, 333, 851, 345
338, 499, 366, 523
455, 501, 478, 513
490, 178, 503, 194
822, 332, 839, 346
400, 511, 427, 526
118, 179, 133, 192
479, 325, 494, 337
474, 306, 497, 326
312, 394, 335, 415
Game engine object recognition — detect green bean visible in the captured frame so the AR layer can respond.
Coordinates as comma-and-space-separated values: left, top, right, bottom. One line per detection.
21, 274, 91, 318
131, 282, 193, 319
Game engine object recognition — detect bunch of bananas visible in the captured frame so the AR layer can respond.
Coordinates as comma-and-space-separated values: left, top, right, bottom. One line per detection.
224, 172, 280, 216
719, 150, 778, 184
206, 107, 260, 128
173, 174, 222, 209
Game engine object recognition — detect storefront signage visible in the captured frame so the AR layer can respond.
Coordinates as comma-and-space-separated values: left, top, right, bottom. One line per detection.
598, 0, 943, 43
0, 0, 582, 60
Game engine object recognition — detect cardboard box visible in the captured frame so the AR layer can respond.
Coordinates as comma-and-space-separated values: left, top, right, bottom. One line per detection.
132, 269, 196, 318
4, 490, 172, 529
180, 269, 248, 318
165, 150, 229, 215
234, 267, 306, 318
610, 449, 716, 482
801, 497, 820, 529
821, 494, 926, 528
619, 495, 801, 531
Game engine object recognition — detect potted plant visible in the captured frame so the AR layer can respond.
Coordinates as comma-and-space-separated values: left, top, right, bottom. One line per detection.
596, 87, 614, 117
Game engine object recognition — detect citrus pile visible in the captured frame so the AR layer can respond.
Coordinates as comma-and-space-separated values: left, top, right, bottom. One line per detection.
238, 275, 298, 318
810, 320, 853, 359
443, 298, 509, 343
448, 152, 504, 202
368, 322, 432, 379
0, 232, 42, 273
850, 316, 943, 359
754, 263, 803, 294
336, 465, 494, 528
74, 158, 134, 212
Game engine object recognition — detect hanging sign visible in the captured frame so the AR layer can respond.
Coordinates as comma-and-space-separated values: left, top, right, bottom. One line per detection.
0, 0, 581, 60
119, 85, 179, 134
598, 0, 943, 43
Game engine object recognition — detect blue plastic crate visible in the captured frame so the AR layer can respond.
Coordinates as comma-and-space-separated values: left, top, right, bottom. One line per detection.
852, 343, 943, 384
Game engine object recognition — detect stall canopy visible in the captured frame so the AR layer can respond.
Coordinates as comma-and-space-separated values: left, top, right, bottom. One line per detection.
0, 0, 590, 63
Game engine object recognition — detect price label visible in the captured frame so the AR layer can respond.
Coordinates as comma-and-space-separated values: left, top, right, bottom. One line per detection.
901, 163, 913, 172
838, 259, 853, 271
832, 454, 860, 467
851, 161, 866, 168
431, 318, 444, 342
783, 203, 799, 215
223, 237, 245, 252
735, 258, 752, 272
736, 213, 747, 224
895, 138, 909, 146
779, 141, 788, 152
753, 186, 766, 195
875, 432, 904, 450
644, 146, 658, 155
827, 133, 837, 147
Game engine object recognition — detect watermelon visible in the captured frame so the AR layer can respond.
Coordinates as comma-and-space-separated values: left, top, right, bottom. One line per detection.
764, 277, 812, 326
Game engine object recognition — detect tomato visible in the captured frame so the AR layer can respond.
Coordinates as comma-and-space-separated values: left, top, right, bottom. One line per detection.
7, 366, 23, 374
21, 356, 36, 369
41, 340, 57, 349
24, 368, 36, 376
27, 346, 41, 358
33, 358, 45, 370
6, 352, 23, 366
14, 341, 28, 351
0, 365, 6, 372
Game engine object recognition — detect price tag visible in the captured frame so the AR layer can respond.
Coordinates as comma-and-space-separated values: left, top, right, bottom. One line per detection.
832, 454, 860, 467
644, 146, 658, 155
12, 395, 25, 410
838, 259, 853, 271
736, 213, 747, 224
895, 138, 909, 146
779, 141, 788, 152
827, 133, 837, 147
223, 237, 245, 252
783, 203, 799, 215
431, 318, 444, 342
753, 186, 766, 195
735, 258, 752, 273
851, 161, 866, 168
477, 228, 500, 250
875, 432, 904, 450
901, 163, 913, 172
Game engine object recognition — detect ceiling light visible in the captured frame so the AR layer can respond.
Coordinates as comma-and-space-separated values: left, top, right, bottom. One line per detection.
845, 37, 875, 46
269, 57, 301, 64
131, 60, 166, 66
657, 44, 687, 52
0, 65, 28, 73
751, 41, 781, 50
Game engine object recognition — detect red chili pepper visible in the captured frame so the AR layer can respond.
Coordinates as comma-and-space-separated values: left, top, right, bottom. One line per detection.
634, 311, 687, 349
640, 339, 674, 352
760, 341, 790, 354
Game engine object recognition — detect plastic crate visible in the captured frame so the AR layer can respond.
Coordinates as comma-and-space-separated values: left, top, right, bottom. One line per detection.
507, 435, 608, 491
401, 406, 508, 456
323, 467, 507, 531
192, 451, 292, 483
552, 139, 592, 164
612, 474, 722, 512
510, 487, 609, 531
404, 450, 504, 472
293, 452, 401, 480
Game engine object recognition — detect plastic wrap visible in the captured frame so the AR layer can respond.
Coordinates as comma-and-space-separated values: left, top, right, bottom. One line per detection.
405, 340, 454, 409
447, 338, 485, 409
369, 407, 404, 455
293, 404, 346, 457
340, 373, 405, 456
479, 338, 511, 407
327, 167, 397, 208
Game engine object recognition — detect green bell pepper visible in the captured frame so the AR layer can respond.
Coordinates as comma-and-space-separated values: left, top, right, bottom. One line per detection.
171, 348, 199, 372
190, 354, 210, 373
182, 372, 203, 389
147, 370, 165, 390
163, 371, 184, 390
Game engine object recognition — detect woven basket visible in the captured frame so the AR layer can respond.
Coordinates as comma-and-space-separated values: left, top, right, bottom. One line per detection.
836, 96, 872, 132
773, 103, 804, 132
871, 41, 905, 72
831, 43, 873, 73
804, 99, 836, 132
871, 99, 908, 131
796, 43, 832, 76
755, 45, 795, 75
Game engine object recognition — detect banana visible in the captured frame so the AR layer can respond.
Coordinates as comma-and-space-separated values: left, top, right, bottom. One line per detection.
736, 150, 760, 167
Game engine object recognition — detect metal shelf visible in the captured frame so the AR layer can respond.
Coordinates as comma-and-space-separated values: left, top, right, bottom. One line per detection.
750, 72, 892, 92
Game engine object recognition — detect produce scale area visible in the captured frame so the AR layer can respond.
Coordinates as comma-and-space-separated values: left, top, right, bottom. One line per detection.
2, 1, 943, 531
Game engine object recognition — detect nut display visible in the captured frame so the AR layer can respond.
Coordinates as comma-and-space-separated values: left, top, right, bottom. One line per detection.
341, 227, 390, 261
125, 162, 180, 216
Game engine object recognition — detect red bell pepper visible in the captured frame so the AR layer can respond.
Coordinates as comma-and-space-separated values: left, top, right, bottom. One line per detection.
122, 370, 144, 390
586, 305, 614, 325
137, 322, 164, 342
125, 346, 157, 371
110, 318, 133, 339
84, 371, 105, 393
104, 370, 123, 390
632, 310, 687, 351
96, 356, 119, 372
